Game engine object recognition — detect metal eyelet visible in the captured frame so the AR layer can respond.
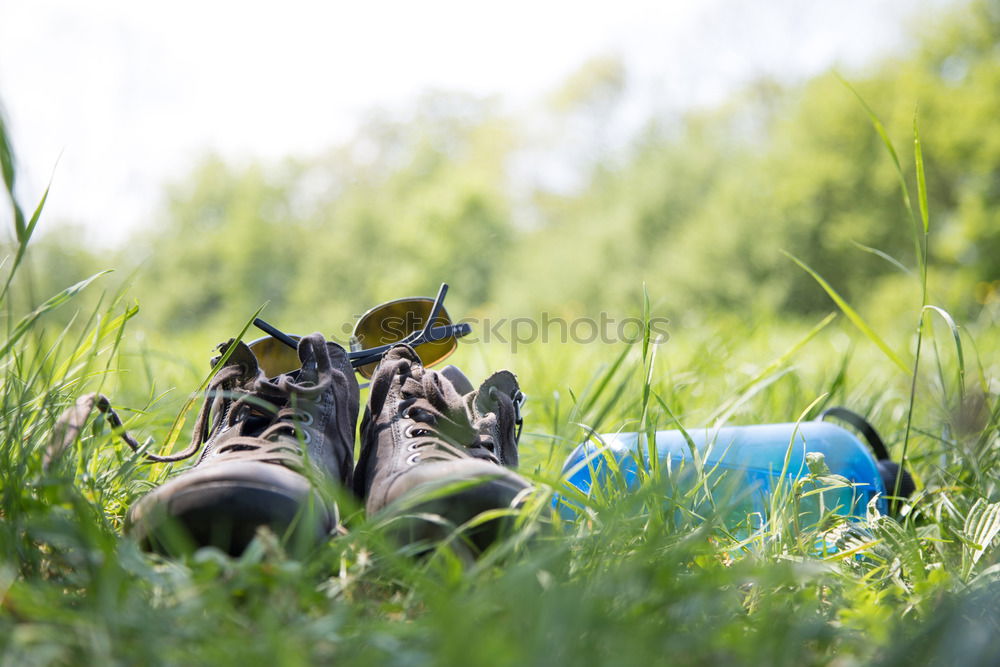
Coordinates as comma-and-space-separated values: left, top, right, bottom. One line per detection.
404, 425, 431, 438
406, 452, 421, 465
406, 441, 421, 452
301, 430, 312, 445
297, 411, 314, 426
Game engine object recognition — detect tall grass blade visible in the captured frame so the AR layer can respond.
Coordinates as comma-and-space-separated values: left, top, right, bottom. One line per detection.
0, 271, 110, 360
708, 311, 836, 424
922, 305, 965, 405
839, 77, 922, 255
571, 343, 631, 429
0, 116, 55, 304
653, 392, 702, 470
4, 180, 51, 283
784, 251, 909, 374
899, 111, 932, 504
641, 283, 651, 363
849, 240, 913, 276
914, 111, 929, 234
839, 77, 913, 215
0, 101, 25, 240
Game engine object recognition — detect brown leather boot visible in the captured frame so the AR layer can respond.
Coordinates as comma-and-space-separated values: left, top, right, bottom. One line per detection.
126, 333, 358, 555
354, 344, 529, 555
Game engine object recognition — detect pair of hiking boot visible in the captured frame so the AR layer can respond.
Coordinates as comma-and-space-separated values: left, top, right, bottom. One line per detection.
124, 334, 530, 556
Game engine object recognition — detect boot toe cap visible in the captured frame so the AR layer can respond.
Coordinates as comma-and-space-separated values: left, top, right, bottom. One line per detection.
127, 461, 334, 556
374, 459, 532, 553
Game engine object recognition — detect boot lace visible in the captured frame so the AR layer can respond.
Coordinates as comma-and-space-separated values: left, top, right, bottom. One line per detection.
392, 360, 504, 466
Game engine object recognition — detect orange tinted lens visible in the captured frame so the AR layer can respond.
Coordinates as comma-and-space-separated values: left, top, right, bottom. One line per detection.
247, 335, 302, 378
352, 298, 456, 379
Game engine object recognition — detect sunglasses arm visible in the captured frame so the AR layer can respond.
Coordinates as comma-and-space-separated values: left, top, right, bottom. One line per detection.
253, 318, 300, 350
386, 282, 449, 350
347, 322, 472, 369
422, 283, 449, 338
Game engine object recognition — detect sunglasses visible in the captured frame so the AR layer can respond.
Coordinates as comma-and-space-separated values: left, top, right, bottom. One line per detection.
247, 283, 472, 379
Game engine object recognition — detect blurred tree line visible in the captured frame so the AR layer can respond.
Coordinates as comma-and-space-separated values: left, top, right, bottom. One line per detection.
12, 0, 1000, 337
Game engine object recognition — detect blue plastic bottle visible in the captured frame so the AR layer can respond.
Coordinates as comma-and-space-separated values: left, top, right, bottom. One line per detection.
557, 418, 895, 525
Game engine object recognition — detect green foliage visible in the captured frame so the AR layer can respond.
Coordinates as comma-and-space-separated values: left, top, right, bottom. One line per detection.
129, 95, 515, 339
28, 0, 985, 338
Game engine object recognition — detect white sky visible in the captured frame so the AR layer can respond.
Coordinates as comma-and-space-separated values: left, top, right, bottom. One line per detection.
0, 0, 950, 245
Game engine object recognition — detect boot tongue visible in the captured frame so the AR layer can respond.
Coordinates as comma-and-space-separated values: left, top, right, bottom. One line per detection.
474, 370, 519, 414
471, 370, 521, 468
296, 333, 323, 382
211, 339, 261, 380
440, 365, 474, 395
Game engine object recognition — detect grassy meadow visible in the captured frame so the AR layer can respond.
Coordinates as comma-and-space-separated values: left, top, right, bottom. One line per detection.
4, 3, 1000, 662
3, 191, 1000, 665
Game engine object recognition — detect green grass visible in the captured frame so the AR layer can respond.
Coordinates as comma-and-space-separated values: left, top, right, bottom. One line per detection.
4, 117, 1000, 665
4, 289, 999, 665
